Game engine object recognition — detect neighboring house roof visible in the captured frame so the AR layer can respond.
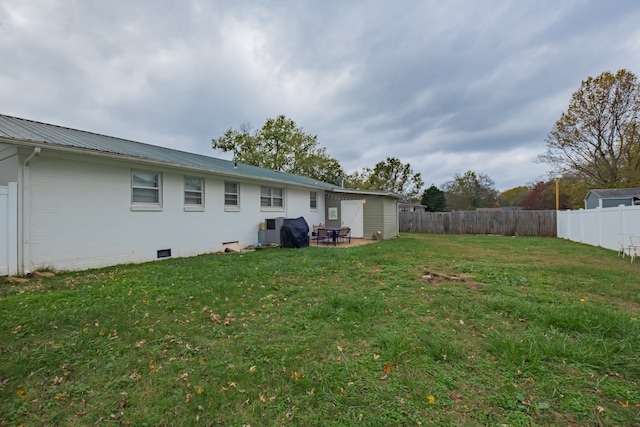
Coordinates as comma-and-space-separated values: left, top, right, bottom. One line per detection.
398, 201, 425, 207
476, 206, 523, 211
584, 188, 640, 200
0, 114, 399, 198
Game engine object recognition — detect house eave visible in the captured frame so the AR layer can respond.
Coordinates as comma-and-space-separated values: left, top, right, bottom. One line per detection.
326, 187, 403, 199
0, 136, 332, 191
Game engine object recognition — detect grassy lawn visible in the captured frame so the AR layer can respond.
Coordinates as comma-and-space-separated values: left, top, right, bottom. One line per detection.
1, 233, 639, 426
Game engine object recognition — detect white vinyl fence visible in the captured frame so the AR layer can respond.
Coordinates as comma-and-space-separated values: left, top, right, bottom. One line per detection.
0, 183, 18, 276
557, 205, 640, 252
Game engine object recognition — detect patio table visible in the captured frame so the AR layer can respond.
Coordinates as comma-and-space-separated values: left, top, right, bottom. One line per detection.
318, 228, 341, 246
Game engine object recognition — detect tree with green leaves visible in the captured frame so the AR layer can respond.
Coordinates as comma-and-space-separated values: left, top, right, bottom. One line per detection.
442, 170, 499, 211
346, 157, 424, 200
212, 115, 345, 184
537, 69, 640, 188
554, 175, 591, 209
421, 185, 447, 211
500, 186, 530, 207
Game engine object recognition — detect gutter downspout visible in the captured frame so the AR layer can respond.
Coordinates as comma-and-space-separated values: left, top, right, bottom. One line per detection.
20, 147, 40, 275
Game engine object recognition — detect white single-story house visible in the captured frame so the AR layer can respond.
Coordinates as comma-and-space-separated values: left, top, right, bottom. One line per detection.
0, 114, 400, 275
584, 188, 640, 209
398, 201, 428, 213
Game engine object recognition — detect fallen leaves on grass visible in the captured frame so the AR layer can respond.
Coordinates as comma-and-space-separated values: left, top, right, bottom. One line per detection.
224, 313, 234, 325
210, 312, 234, 325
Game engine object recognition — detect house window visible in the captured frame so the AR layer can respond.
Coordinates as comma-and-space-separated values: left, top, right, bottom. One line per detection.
310, 191, 318, 209
184, 176, 204, 207
132, 170, 161, 205
225, 181, 239, 207
261, 186, 284, 208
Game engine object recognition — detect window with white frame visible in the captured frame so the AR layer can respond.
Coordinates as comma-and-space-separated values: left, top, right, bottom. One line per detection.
184, 176, 204, 207
132, 170, 161, 205
224, 181, 239, 207
310, 191, 318, 209
261, 186, 284, 208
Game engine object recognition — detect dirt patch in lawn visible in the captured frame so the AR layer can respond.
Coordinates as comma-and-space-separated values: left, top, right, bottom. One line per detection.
421, 269, 482, 290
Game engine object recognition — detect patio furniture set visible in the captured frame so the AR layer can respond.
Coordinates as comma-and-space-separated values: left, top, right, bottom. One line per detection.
312, 226, 351, 246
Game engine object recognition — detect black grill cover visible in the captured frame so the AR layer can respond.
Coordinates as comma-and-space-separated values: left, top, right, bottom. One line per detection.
280, 217, 310, 248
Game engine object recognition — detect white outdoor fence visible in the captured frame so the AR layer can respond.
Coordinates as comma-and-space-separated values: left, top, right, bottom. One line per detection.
557, 205, 640, 253
0, 183, 18, 276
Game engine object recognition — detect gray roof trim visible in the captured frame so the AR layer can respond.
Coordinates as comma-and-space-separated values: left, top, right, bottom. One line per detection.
0, 137, 318, 189
0, 114, 340, 191
584, 188, 640, 200
328, 187, 403, 199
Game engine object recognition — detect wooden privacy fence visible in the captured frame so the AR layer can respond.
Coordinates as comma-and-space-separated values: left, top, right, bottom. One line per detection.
399, 210, 557, 237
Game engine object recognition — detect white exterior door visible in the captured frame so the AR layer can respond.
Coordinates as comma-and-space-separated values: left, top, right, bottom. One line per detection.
0, 183, 18, 276
340, 200, 364, 238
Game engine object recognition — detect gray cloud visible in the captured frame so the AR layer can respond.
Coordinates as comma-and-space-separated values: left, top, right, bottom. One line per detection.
1, 0, 640, 191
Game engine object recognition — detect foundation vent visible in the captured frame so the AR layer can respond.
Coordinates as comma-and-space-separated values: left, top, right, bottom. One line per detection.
157, 249, 172, 258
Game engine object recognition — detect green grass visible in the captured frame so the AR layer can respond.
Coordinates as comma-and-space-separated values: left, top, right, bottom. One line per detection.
1, 234, 639, 426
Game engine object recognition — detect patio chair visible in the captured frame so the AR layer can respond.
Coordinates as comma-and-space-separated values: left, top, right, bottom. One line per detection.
629, 236, 640, 263
618, 233, 629, 258
316, 228, 330, 245
337, 227, 351, 243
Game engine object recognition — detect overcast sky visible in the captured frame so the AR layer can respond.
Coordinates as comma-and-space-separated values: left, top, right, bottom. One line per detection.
2, 1, 640, 191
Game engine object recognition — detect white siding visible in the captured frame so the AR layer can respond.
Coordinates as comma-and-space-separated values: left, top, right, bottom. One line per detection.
26, 153, 324, 272
284, 187, 325, 227
0, 183, 18, 275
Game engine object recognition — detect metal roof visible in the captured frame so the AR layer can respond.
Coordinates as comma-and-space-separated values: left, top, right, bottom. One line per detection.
0, 114, 344, 190
0, 114, 401, 198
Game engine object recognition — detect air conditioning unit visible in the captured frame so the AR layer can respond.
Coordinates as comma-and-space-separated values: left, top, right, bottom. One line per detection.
264, 217, 286, 244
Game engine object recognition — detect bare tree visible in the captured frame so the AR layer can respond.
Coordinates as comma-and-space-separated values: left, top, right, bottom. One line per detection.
537, 69, 640, 187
